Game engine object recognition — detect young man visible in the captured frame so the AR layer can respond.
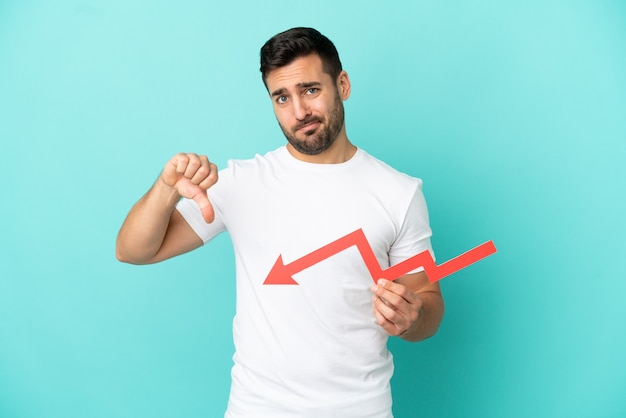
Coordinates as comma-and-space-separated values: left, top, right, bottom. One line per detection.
117, 27, 443, 418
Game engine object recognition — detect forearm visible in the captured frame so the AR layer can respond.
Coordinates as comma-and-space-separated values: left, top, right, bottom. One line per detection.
400, 290, 444, 342
116, 178, 181, 264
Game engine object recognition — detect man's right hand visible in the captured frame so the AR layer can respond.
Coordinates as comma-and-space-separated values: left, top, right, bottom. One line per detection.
161, 153, 218, 223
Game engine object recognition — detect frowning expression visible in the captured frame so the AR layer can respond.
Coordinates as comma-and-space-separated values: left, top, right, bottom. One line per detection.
266, 54, 350, 156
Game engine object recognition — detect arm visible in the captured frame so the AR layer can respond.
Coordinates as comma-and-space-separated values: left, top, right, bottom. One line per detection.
116, 153, 218, 265
370, 271, 444, 342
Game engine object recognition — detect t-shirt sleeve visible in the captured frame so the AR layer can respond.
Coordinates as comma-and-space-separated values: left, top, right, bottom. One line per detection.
176, 195, 226, 244
389, 179, 434, 272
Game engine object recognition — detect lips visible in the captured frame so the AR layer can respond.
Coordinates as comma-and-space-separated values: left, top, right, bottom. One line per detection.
298, 122, 320, 133
296, 118, 322, 133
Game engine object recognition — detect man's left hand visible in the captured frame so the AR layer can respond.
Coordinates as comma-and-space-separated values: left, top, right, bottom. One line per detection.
370, 279, 423, 338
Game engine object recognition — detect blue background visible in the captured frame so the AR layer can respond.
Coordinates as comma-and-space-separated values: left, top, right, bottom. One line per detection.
1, 1, 625, 417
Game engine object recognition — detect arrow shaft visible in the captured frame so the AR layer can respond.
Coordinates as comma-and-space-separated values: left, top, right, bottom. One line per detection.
287, 230, 369, 274
270, 228, 497, 285
381, 240, 497, 283
381, 250, 436, 281
426, 241, 497, 282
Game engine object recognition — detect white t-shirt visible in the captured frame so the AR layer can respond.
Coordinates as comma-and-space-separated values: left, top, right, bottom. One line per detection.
177, 146, 433, 418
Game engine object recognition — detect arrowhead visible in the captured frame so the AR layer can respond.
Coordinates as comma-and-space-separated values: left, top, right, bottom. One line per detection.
263, 255, 299, 285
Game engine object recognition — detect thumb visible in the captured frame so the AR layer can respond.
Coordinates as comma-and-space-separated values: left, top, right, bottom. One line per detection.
191, 190, 215, 223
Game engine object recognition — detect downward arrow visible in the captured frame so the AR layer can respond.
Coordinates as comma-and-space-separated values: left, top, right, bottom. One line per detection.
263, 228, 496, 285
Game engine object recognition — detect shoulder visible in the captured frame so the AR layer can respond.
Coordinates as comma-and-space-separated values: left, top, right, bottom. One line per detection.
219, 147, 287, 179
357, 149, 423, 191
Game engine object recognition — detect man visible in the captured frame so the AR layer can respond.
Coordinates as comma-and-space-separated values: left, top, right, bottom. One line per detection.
117, 27, 443, 418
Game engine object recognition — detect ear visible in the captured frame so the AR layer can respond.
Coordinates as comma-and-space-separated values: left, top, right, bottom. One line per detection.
336, 71, 351, 100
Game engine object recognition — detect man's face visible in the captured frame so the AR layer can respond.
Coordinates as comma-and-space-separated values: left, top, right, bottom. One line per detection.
265, 54, 349, 156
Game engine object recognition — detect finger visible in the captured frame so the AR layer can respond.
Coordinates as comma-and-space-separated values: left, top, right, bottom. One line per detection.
191, 190, 215, 223
370, 283, 405, 311
175, 153, 190, 174
372, 297, 392, 326
189, 155, 211, 185
371, 281, 422, 330
376, 279, 417, 305
373, 295, 403, 325
198, 162, 219, 189
162, 153, 188, 185
183, 153, 202, 179
372, 296, 404, 335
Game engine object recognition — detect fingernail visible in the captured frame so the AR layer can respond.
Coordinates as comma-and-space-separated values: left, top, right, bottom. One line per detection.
377, 279, 388, 286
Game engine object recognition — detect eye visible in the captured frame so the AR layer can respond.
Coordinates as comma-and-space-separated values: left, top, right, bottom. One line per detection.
305, 88, 319, 95
276, 96, 288, 104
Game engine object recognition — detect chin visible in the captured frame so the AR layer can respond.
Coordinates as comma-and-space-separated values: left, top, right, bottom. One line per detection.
291, 139, 335, 155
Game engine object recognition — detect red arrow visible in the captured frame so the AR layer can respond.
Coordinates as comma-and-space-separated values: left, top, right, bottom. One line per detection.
263, 228, 497, 285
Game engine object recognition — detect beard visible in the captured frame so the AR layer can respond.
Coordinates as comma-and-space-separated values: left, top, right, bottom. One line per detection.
278, 93, 345, 156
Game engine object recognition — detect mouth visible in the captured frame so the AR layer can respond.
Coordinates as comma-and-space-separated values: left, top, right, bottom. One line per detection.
298, 123, 320, 134
296, 119, 322, 133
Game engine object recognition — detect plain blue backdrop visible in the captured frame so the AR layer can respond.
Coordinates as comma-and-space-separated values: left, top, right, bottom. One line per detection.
1, 1, 625, 417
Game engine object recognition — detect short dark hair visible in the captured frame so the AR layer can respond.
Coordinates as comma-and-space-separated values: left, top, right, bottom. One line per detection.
260, 27, 343, 88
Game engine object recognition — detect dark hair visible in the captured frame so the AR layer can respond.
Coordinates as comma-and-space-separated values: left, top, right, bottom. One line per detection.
260, 27, 343, 88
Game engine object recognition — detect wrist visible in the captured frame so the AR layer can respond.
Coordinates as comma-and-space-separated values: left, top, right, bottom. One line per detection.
153, 176, 183, 207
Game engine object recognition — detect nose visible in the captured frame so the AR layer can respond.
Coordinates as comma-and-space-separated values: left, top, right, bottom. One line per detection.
292, 97, 311, 121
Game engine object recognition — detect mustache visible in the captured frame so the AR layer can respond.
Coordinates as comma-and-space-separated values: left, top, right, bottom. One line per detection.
294, 117, 323, 131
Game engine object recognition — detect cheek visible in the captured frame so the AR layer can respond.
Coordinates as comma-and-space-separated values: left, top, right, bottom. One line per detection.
275, 107, 295, 125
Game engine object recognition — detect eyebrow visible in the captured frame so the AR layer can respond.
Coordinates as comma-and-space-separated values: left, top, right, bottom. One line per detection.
270, 81, 322, 98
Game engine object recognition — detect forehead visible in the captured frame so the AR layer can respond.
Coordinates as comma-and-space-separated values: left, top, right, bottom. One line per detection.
265, 54, 332, 93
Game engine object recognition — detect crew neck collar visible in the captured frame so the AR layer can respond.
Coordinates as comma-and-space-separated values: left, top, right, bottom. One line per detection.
279, 146, 363, 170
